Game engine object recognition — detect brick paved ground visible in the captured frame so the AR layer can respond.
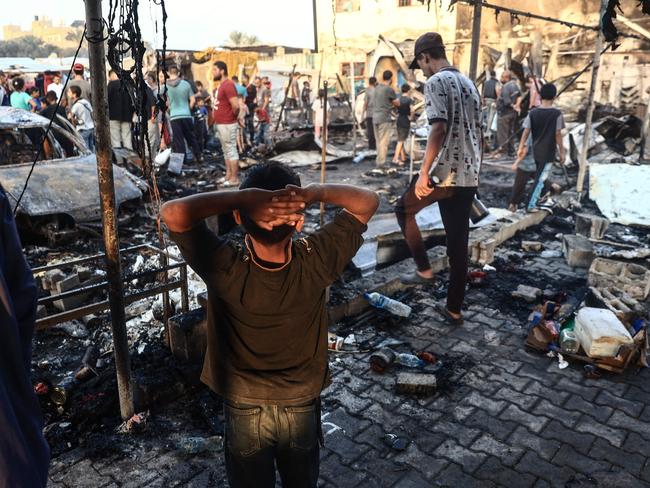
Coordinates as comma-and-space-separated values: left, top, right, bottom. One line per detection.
47, 230, 650, 487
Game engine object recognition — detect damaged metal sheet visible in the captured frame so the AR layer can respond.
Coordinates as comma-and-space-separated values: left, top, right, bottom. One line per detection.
589, 163, 650, 227
269, 150, 339, 167
1, 155, 145, 222
352, 205, 499, 274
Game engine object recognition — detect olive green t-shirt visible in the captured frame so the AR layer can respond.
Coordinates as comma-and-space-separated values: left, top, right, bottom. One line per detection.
169, 211, 367, 404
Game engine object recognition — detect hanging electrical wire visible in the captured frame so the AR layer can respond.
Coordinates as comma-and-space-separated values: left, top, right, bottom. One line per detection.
12, 25, 90, 215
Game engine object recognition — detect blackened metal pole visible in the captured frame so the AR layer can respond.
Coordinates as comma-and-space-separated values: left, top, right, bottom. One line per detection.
577, 0, 607, 195
468, 0, 483, 81
319, 80, 328, 227
85, 0, 134, 420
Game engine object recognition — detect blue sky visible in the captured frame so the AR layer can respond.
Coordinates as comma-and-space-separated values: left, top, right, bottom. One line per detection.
2, 0, 316, 50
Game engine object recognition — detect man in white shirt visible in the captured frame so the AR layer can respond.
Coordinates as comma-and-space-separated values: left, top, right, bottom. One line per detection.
46, 73, 64, 102
68, 85, 95, 152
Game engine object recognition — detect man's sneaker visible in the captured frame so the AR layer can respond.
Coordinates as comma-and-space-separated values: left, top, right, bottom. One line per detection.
400, 271, 435, 286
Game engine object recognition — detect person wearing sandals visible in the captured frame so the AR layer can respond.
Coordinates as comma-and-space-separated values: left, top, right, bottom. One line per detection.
395, 32, 482, 326
393, 83, 412, 165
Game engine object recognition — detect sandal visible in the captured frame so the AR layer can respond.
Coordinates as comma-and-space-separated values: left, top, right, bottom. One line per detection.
433, 303, 464, 326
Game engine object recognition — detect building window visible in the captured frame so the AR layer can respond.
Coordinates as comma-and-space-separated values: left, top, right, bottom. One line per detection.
398, 0, 414, 6
336, 0, 360, 13
340, 62, 366, 92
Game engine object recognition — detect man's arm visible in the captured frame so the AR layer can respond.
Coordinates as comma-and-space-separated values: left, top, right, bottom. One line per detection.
189, 94, 196, 110
288, 184, 379, 225
556, 131, 566, 164
514, 127, 531, 170
229, 96, 240, 118
161, 189, 305, 233
391, 98, 400, 108
414, 121, 447, 199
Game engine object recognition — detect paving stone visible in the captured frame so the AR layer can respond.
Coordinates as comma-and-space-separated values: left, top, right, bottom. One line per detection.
393, 470, 432, 488
589, 437, 645, 475
428, 420, 482, 447
392, 443, 448, 480
469, 434, 525, 467
523, 381, 569, 407
321, 407, 371, 438
552, 444, 611, 475
318, 453, 372, 488
461, 391, 507, 416
434, 462, 496, 488
464, 409, 518, 441
516, 451, 575, 485
433, 439, 487, 473
595, 389, 643, 418
488, 369, 531, 392
349, 450, 405, 488
54, 459, 110, 487
493, 386, 539, 410
563, 394, 613, 423
539, 420, 595, 455
622, 431, 648, 457
473, 455, 537, 487
532, 399, 581, 429
553, 378, 600, 402
500, 404, 548, 433
516, 364, 557, 388
507, 426, 561, 461
325, 429, 371, 466
608, 410, 650, 442
574, 415, 626, 448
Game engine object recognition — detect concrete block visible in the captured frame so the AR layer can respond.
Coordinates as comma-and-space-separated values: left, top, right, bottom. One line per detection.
522, 241, 542, 252
395, 372, 437, 396
53, 273, 80, 294
575, 213, 610, 239
169, 308, 207, 363
512, 284, 542, 303
41, 269, 65, 291
588, 258, 650, 300
562, 234, 595, 268
478, 239, 497, 265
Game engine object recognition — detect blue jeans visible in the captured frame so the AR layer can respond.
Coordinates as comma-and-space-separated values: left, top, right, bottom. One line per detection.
255, 122, 269, 146
527, 161, 553, 210
79, 128, 95, 152
224, 400, 320, 488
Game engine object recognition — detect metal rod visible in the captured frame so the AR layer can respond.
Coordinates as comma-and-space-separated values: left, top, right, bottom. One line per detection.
85, 0, 134, 421
335, 72, 358, 156
409, 132, 415, 180
577, 0, 607, 195
312, 0, 319, 53
180, 264, 189, 313
275, 64, 297, 133
36, 280, 184, 330
468, 0, 483, 81
319, 80, 328, 227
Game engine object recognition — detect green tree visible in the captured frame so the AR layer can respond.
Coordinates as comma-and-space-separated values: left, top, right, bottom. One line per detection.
0, 36, 60, 57
226, 31, 260, 47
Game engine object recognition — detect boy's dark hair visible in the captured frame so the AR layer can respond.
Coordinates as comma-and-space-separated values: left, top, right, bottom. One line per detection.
45, 90, 58, 104
369, 76, 377, 85
69, 85, 82, 98
168, 65, 180, 75
232, 75, 239, 83
401, 83, 410, 93
12, 77, 25, 91
490, 70, 496, 77
239, 162, 301, 244
28, 86, 40, 95
382, 70, 392, 81
214, 61, 228, 75
540, 83, 557, 101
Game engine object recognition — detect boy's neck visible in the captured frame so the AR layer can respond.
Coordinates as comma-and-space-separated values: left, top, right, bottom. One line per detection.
247, 235, 291, 265
540, 100, 554, 108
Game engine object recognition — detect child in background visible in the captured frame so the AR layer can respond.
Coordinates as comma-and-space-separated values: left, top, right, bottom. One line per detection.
513, 83, 566, 212
193, 96, 209, 153
236, 94, 249, 154
254, 105, 270, 147
28, 87, 42, 112
311, 89, 330, 140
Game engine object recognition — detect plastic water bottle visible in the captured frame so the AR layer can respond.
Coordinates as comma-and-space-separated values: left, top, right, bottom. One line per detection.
364, 292, 412, 317
353, 151, 367, 164
395, 353, 425, 369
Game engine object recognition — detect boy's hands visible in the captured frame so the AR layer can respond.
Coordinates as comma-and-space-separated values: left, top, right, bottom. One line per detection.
242, 188, 306, 231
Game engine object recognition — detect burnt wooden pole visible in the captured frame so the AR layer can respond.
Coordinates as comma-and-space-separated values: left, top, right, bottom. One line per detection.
468, 0, 483, 81
577, 0, 607, 194
320, 80, 328, 227
85, 0, 134, 420
274, 64, 297, 133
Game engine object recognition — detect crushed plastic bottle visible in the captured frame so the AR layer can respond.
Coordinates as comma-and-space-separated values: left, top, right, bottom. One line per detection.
364, 292, 412, 317
395, 353, 425, 369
